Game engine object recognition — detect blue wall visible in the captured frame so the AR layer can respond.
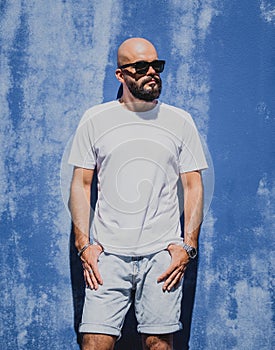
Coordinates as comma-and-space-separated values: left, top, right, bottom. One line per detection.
0, 1, 274, 349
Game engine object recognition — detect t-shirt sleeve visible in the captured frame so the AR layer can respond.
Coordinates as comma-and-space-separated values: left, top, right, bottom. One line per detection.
179, 114, 208, 173
68, 111, 97, 169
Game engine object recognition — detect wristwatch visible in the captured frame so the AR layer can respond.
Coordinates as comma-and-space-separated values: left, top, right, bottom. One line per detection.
182, 243, 198, 259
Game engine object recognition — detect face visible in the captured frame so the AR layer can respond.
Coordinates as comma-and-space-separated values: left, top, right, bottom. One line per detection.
123, 68, 162, 102
117, 39, 163, 102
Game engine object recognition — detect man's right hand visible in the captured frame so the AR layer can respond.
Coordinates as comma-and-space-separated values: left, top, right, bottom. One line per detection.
80, 244, 104, 290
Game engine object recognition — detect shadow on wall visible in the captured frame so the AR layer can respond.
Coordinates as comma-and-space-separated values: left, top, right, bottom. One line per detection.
69, 172, 198, 350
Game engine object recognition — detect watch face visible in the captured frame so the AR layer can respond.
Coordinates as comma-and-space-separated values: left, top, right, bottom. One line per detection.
189, 248, 197, 259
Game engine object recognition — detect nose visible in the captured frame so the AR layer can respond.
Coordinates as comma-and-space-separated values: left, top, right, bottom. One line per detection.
146, 64, 157, 75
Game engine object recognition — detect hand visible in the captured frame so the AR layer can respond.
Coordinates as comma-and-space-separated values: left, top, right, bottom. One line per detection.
80, 244, 103, 290
157, 244, 190, 292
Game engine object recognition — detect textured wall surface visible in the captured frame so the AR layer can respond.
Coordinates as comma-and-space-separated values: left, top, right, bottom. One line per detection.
0, 1, 274, 349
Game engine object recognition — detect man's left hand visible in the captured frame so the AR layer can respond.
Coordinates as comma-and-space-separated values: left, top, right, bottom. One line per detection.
157, 244, 190, 292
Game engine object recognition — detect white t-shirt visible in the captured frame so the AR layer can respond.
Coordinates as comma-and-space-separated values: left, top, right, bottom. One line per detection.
68, 100, 208, 256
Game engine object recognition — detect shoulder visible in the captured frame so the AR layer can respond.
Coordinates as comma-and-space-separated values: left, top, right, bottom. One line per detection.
158, 102, 195, 125
78, 100, 118, 126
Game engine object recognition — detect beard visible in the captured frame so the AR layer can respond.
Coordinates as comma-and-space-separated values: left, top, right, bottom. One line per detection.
125, 75, 162, 102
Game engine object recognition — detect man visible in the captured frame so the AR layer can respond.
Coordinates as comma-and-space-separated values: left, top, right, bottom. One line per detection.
69, 38, 208, 350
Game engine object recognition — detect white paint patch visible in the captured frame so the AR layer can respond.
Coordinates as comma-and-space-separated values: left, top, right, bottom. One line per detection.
167, 3, 219, 348
168, 0, 218, 250
198, 3, 218, 39
233, 279, 273, 349
167, 3, 273, 349
203, 276, 273, 349
260, 0, 275, 24
58, 0, 123, 267
256, 101, 273, 121
255, 174, 275, 234
167, 0, 217, 263
0, 0, 21, 217
167, 0, 220, 135
201, 210, 217, 266
200, 175, 275, 349
1, 0, 123, 348
15, 282, 36, 348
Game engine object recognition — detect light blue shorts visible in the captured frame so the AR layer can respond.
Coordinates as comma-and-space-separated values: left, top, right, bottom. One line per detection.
79, 249, 183, 338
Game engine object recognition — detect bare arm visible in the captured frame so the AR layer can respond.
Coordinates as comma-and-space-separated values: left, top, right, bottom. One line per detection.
180, 170, 203, 248
70, 167, 94, 250
158, 170, 204, 291
69, 167, 103, 289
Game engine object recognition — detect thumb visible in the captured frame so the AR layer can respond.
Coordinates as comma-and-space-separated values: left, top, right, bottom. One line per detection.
90, 249, 103, 284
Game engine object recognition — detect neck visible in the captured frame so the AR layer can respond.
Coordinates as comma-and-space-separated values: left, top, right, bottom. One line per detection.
119, 94, 157, 112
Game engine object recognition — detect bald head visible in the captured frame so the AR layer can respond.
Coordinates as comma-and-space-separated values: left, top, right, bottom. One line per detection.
117, 38, 158, 67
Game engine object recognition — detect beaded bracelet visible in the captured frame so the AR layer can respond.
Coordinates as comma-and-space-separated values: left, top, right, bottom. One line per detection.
77, 242, 92, 257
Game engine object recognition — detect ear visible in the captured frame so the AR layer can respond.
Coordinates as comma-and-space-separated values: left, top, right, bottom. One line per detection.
115, 68, 124, 83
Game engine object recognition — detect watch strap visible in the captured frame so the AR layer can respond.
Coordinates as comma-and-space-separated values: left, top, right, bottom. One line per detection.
182, 242, 197, 259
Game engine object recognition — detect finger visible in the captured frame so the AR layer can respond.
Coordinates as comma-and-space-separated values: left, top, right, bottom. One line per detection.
90, 262, 103, 285
162, 268, 182, 291
84, 268, 99, 290
88, 268, 100, 290
82, 255, 103, 286
83, 268, 93, 289
82, 261, 98, 290
157, 264, 177, 283
163, 270, 185, 292
83, 269, 93, 289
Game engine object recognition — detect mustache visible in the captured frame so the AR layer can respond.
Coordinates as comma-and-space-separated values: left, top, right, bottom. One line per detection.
141, 75, 161, 85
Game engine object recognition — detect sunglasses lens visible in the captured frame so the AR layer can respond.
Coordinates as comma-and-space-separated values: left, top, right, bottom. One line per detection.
134, 60, 165, 74
153, 61, 165, 73
135, 62, 150, 74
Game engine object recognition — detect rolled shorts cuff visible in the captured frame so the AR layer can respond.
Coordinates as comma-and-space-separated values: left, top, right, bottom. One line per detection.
137, 322, 182, 335
79, 322, 121, 338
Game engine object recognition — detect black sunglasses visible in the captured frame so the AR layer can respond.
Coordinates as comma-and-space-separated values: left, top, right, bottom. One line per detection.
118, 60, 166, 74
